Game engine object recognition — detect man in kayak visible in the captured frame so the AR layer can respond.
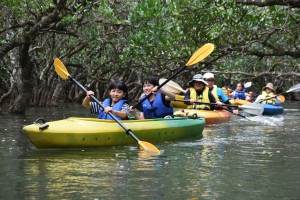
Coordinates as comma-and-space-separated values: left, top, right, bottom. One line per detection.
82, 80, 130, 120
203, 72, 238, 114
254, 83, 283, 104
130, 76, 174, 119
184, 74, 222, 110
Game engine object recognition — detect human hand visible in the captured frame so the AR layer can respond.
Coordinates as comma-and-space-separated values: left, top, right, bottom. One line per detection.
233, 109, 239, 115
151, 86, 158, 94
104, 106, 113, 113
86, 90, 94, 96
190, 99, 195, 104
216, 101, 223, 106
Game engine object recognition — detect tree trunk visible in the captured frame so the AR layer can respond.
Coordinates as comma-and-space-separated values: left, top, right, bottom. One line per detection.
8, 44, 33, 114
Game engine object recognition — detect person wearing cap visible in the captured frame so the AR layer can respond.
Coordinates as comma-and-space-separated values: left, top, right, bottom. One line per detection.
254, 83, 282, 104
230, 82, 251, 101
184, 74, 222, 110
203, 72, 238, 114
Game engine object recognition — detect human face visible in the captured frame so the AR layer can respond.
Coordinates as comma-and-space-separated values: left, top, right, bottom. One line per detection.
109, 88, 126, 103
236, 84, 243, 91
265, 88, 272, 94
143, 83, 155, 95
193, 81, 205, 91
206, 78, 214, 88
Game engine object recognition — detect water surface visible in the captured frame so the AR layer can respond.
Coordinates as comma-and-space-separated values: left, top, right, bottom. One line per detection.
0, 102, 299, 200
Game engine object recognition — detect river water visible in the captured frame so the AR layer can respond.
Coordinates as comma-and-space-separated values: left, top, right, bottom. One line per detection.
0, 102, 299, 200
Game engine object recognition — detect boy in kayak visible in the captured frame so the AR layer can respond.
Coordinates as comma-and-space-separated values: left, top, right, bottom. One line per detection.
82, 80, 130, 120
130, 76, 174, 119
184, 74, 222, 110
203, 72, 238, 114
254, 83, 283, 104
230, 82, 251, 101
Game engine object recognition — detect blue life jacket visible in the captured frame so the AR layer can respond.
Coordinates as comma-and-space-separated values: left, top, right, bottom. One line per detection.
98, 98, 127, 120
234, 89, 246, 100
142, 93, 173, 119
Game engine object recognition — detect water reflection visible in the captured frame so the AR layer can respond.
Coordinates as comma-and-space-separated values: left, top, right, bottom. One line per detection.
0, 102, 300, 199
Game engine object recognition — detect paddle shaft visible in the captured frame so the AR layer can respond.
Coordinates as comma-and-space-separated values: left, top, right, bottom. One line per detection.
69, 76, 141, 143
222, 107, 250, 119
174, 99, 237, 107
132, 65, 187, 109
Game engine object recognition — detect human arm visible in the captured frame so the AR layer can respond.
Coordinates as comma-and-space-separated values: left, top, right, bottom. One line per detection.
254, 95, 262, 103
104, 103, 129, 119
183, 90, 193, 105
82, 90, 94, 108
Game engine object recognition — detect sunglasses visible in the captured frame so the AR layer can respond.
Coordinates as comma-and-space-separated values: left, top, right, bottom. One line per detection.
206, 79, 215, 82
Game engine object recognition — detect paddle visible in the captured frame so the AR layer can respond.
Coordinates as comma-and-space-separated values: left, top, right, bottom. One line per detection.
132, 43, 215, 109
159, 78, 186, 94
173, 99, 264, 116
53, 58, 160, 155
244, 82, 252, 88
221, 107, 256, 121
261, 83, 300, 102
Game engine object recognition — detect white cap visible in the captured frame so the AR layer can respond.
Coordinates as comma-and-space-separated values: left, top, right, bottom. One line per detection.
203, 72, 214, 79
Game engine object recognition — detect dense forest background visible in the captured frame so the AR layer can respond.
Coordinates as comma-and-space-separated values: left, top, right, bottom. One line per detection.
0, 0, 299, 114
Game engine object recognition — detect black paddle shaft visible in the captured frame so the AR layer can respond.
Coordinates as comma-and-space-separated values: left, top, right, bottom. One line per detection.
132, 65, 187, 109
69, 76, 140, 142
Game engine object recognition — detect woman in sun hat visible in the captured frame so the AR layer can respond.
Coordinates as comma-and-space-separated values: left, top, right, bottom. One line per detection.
184, 74, 222, 110
254, 82, 282, 104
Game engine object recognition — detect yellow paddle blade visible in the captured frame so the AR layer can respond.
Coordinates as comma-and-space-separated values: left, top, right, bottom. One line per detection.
53, 58, 70, 80
278, 95, 285, 102
138, 141, 161, 155
186, 43, 215, 66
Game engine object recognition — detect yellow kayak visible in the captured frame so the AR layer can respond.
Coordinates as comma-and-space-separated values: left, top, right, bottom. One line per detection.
22, 117, 205, 148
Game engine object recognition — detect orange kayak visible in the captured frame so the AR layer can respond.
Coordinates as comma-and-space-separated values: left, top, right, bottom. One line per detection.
174, 109, 231, 125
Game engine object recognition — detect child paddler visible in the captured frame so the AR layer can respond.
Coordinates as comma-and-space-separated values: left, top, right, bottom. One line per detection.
82, 80, 130, 120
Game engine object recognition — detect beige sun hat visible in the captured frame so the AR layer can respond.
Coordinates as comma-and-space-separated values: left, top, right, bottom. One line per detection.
263, 82, 275, 92
189, 74, 208, 86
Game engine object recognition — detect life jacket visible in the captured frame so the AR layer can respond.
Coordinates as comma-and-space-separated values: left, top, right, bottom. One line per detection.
142, 93, 174, 119
259, 91, 276, 104
97, 98, 127, 120
187, 87, 210, 110
222, 87, 231, 97
234, 89, 246, 100
210, 85, 220, 102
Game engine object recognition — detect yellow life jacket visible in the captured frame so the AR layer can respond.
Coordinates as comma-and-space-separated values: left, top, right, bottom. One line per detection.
259, 91, 276, 104
211, 85, 220, 102
222, 87, 231, 97
187, 87, 211, 110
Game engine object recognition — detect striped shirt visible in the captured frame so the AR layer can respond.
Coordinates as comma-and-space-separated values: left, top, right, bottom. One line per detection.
90, 102, 130, 117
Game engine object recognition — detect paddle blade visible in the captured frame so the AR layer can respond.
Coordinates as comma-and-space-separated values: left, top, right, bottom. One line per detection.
239, 103, 264, 116
53, 58, 70, 80
244, 82, 252, 88
138, 141, 161, 155
159, 78, 186, 94
286, 83, 300, 93
186, 43, 215, 66
278, 95, 285, 102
